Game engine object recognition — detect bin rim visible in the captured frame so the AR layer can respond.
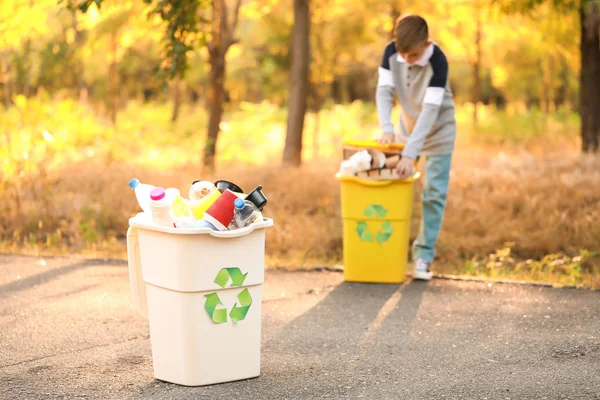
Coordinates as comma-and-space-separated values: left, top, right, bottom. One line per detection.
335, 171, 420, 186
129, 213, 273, 237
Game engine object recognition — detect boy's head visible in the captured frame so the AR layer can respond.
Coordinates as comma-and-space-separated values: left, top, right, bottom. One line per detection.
394, 14, 432, 65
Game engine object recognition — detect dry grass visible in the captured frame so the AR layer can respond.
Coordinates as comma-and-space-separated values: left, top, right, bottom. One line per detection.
439, 149, 600, 258
1, 149, 599, 288
1, 100, 598, 288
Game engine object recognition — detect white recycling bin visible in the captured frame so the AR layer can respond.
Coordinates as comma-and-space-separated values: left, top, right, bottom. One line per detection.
127, 213, 273, 386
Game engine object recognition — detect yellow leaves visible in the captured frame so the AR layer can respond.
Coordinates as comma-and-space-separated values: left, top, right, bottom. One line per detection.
491, 66, 508, 89
241, 0, 279, 20
312, 0, 350, 24
66, 28, 76, 45
14, 95, 27, 111
226, 43, 242, 61
87, 3, 100, 23
121, 32, 133, 48
42, 131, 54, 143
381, 19, 394, 34
0, 0, 54, 49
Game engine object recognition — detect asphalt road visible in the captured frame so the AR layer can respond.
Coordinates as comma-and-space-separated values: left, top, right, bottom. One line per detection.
0, 255, 599, 399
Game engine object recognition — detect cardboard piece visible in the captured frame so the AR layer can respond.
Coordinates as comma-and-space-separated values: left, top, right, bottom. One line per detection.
342, 142, 406, 181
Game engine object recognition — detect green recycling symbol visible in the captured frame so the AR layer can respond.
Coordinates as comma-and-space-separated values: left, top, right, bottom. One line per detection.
204, 267, 252, 324
356, 204, 394, 245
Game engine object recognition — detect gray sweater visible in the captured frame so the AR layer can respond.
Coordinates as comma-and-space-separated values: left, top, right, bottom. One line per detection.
376, 42, 456, 160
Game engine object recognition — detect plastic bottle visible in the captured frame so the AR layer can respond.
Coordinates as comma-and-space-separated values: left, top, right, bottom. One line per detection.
128, 178, 155, 214
165, 188, 180, 202
228, 198, 262, 230
149, 187, 175, 227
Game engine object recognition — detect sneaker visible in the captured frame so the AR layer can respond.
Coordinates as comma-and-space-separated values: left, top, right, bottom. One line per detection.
413, 258, 433, 281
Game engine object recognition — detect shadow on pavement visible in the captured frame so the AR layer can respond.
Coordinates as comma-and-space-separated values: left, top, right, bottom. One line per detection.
267, 279, 428, 350
128, 278, 429, 399
0, 259, 123, 298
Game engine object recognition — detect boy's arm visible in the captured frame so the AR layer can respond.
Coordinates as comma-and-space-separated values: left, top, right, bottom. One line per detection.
376, 42, 397, 135
402, 47, 448, 160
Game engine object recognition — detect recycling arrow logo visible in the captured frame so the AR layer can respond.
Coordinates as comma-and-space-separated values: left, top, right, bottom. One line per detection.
363, 204, 388, 218
356, 204, 394, 245
204, 267, 252, 324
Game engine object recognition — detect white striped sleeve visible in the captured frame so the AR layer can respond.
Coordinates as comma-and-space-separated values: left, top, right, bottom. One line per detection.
423, 87, 445, 106
377, 67, 394, 87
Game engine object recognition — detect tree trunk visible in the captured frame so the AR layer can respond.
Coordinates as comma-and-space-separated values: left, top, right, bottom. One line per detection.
22, 39, 32, 97
73, 10, 88, 104
313, 108, 320, 160
203, 0, 226, 172
204, 53, 226, 171
472, 4, 482, 125
340, 74, 350, 103
580, 1, 600, 153
555, 57, 568, 110
201, 0, 242, 171
108, 30, 118, 126
171, 75, 183, 122
283, 0, 310, 166
1, 52, 11, 108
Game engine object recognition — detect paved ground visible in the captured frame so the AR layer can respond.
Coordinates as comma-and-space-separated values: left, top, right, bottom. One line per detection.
0, 255, 599, 400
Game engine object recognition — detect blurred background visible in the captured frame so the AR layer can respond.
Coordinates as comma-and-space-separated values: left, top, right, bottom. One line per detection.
1, 0, 599, 287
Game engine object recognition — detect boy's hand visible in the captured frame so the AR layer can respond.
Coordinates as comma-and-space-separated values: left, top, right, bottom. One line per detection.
395, 157, 415, 179
376, 132, 395, 146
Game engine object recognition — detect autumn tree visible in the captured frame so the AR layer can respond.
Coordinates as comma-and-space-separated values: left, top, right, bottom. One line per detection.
498, 0, 600, 152
204, 0, 243, 171
70, 0, 247, 170
283, 0, 310, 166
0, 0, 56, 107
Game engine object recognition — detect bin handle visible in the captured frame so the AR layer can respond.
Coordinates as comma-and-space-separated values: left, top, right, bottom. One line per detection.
336, 172, 420, 186
127, 226, 148, 319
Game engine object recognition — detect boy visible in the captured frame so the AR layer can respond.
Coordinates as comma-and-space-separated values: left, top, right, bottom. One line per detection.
376, 14, 456, 281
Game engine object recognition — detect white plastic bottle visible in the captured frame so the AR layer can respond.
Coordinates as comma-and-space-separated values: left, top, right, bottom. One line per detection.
149, 187, 175, 227
129, 178, 155, 214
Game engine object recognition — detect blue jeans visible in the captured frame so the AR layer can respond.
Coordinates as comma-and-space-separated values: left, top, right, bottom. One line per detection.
412, 154, 452, 263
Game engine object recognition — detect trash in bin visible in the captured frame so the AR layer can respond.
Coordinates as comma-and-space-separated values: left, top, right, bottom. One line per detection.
202, 189, 238, 231
189, 180, 217, 201
338, 140, 413, 180
228, 198, 262, 230
128, 178, 268, 231
126, 176, 273, 386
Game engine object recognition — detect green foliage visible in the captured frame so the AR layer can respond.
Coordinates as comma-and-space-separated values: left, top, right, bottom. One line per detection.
66, 0, 210, 79
142, 0, 210, 79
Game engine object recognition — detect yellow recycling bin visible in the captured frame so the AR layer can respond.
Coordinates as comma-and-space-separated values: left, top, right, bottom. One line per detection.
337, 141, 419, 284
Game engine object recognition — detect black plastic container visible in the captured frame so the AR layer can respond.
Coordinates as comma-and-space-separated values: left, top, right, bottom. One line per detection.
214, 180, 244, 194
245, 185, 267, 211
